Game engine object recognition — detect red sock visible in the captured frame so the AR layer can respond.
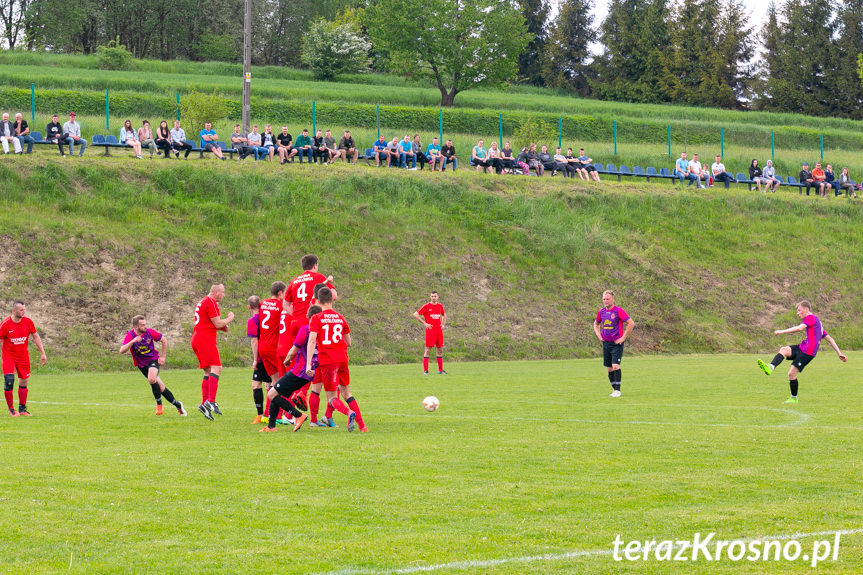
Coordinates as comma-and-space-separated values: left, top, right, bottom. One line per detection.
208, 374, 219, 403
299, 382, 311, 400
309, 391, 321, 422
18, 386, 27, 407
201, 376, 209, 403
263, 396, 271, 417
346, 397, 365, 427
437, 357, 443, 371
423, 357, 429, 371
3, 389, 13, 409
329, 397, 350, 416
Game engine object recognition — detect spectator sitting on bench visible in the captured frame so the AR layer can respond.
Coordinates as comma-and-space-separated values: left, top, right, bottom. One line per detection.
14, 113, 34, 154
63, 112, 87, 156
338, 130, 359, 164
294, 129, 313, 163
687, 153, 706, 188
138, 120, 157, 157
1, 113, 22, 154
199, 121, 224, 160
471, 139, 491, 173
276, 126, 296, 164
324, 130, 340, 164
120, 119, 144, 159
412, 134, 428, 170
711, 155, 735, 188
762, 159, 781, 192
312, 129, 327, 164
824, 163, 840, 196
673, 151, 689, 183
538, 145, 556, 175
487, 142, 503, 174
170, 120, 193, 159
838, 167, 857, 198
565, 148, 584, 180
386, 137, 400, 167
45, 113, 66, 157
525, 143, 543, 176
577, 148, 600, 181
261, 125, 277, 161
154, 120, 173, 160
248, 125, 269, 161
373, 135, 389, 167
554, 146, 576, 178
441, 139, 457, 171
499, 142, 516, 173
231, 124, 254, 160
811, 162, 828, 197
426, 137, 443, 172
399, 135, 416, 169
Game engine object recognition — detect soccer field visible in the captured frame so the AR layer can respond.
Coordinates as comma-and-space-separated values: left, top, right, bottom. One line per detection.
3, 355, 862, 574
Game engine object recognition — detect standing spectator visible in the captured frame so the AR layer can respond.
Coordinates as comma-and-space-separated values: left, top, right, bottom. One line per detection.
577, 148, 600, 181
824, 164, 840, 196
312, 129, 327, 164
525, 143, 543, 175
63, 112, 87, 156
426, 137, 443, 172
499, 142, 516, 174
762, 160, 781, 192
838, 167, 857, 198
154, 121, 173, 160
538, 145, 556, 175
276, 126, 296, 164
199, 121, 224, 160
261, 125, 277, 161
554, 147, 576, 178
138, 120, 157, 158
169, 120, 193, 159
441, 139, 458, 171
811, 162, 827, 197
673, 151, 689, 183
711, 155, 735, 188
471, 139, 490, 173
412, 134, 428, 170
14, 113, 34, 155
373, 134, 389, 167
338, 130, 359, 164
231, 124, 253, 160
45, 113, 66, 157
687, 153, 706, 188
120, 119, 144, 159
0, 113, 22, 154
247, 125, 268, 161
324, 130, 340, 164
294, 129, 313, 163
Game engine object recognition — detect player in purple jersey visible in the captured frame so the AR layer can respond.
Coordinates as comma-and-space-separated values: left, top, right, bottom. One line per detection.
757, 301, 847, 403
119, 315, 187, 416
259, 305, 323, 433
593, 290, 635, 397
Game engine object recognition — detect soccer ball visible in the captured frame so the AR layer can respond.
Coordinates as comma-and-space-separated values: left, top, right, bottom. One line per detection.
422, 396, 440, 412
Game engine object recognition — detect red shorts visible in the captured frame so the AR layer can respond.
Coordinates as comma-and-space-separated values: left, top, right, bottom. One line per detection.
312, 367, 322, 384
277, 353, 288, 377
425, 328, 444, 348
2, 354, 30, 380
259, 349, 280, 377
319, 362, 350, 392
289, 317, 303, 346
191, 337, 221, 369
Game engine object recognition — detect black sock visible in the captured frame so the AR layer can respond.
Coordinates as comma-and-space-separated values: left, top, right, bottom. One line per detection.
771, 354, 785, 368
789, 379, 798, 397
161, 387, 177, 405
272, 394, 302, 418
253, 388, 264, 415
150, 383, 162, 404
608, 372, 615, 384
615, 369, 622, 383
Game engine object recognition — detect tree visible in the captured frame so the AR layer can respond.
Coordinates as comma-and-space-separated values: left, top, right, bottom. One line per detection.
301, 19, 371, 80
363, 0, 530, 106
832, 0, 863, 118
542, 0, 596, 94
517, 0, 550, 85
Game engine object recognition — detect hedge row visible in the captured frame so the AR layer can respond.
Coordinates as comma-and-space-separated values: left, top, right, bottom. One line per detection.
2, 86, 859, 151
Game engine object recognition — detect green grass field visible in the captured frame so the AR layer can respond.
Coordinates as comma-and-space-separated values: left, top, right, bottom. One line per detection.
3, 355, 862, 573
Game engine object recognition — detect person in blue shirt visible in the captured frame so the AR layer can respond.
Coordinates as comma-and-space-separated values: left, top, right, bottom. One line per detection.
673, 151, 689, 183
426, 137, 443, 172
199, 122, 224, 160
577, 148, 600, 182
399, 135, 416, 169
373, 135, 389, 167
471, 139, 491, 173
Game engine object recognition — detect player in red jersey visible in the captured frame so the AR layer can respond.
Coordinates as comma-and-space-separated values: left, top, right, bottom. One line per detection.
119, 315, 186, 416
258, 281, 288, 425
0, 301, 47, 416
413, 291, 447, 374
276, 306, 292, 378
191, 283, 234, 420
246, 295, 270, 424
305, 287, 367, 432
286, 254, 335, 345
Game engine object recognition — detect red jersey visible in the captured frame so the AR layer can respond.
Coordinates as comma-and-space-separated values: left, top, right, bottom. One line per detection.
287, 271, 333, 321
276, 308, 293, 356
258, 297, 283, 353
417, 302, 445, 329
308, 309, 350, 366
0, 316, 36, 360
192, 296, 220, 341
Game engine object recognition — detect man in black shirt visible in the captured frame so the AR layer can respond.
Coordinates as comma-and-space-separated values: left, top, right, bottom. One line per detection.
45, 113, 66, 157
338, 130, 359, 164
798, 162, 815, 196
276, 126, 297, 164
441, 139, 457, 171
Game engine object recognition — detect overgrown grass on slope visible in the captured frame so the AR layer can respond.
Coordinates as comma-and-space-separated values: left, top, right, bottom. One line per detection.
0, 155, 861, 372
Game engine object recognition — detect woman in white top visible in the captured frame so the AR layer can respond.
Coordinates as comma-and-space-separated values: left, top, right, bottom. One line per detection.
120, 120, 143, 158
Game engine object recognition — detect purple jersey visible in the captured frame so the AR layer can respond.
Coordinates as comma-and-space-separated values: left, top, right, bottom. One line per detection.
123, 328, 162, 368
246, 313, 260, 338
290, 324, 318, 380
596, 306, 630, 342
799, 314, 826, 356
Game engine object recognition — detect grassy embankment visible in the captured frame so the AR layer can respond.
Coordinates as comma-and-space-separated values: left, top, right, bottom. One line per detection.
0, 156, 862, 372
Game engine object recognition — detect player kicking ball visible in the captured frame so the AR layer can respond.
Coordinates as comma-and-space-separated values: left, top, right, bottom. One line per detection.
120, 315, 186, 416
757, 300, 846, 403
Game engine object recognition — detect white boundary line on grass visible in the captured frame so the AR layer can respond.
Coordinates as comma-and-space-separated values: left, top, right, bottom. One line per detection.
314, 528, 863, 575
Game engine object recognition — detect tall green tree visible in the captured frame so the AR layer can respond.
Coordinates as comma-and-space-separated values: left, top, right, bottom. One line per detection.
363, 0, 530, 106
541, 0, 596, 94
832, 0, 863, 118
517, 0, 550, 85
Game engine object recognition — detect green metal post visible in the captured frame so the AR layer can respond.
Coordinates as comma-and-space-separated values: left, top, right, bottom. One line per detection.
558, 117, 562, 149
312, 101, 316, 134
667, 124, 671, 157
176, 92, 180, 121
439, 109, 443, 143
613, 121, 617, 156
105, 89, 110, 132
820, 134, 823, 161
30, 84, 35, 122
376, 105, 380, 139
720, 128, 724, 158
771, 131, 774, 160
498, 114, 503, 148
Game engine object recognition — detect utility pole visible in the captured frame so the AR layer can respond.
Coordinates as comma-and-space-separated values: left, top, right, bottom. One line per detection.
242, 0, 252, 134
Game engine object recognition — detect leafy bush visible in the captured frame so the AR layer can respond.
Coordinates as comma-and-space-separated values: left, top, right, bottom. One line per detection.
513, 117, 558, 150
301, 19, 371, 81
179, 90, 230, 133
192, 32, 239, 63
96, 38, 136, 71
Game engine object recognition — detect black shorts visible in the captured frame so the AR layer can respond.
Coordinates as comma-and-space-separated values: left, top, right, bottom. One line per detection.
273, 371, 308, 397
252, 361, 272, 384
138, 360, 159, 378
204, 142, 218, 152
583, 165, 596, 172
789, 345, 815, 372
602, 341, 624, 367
